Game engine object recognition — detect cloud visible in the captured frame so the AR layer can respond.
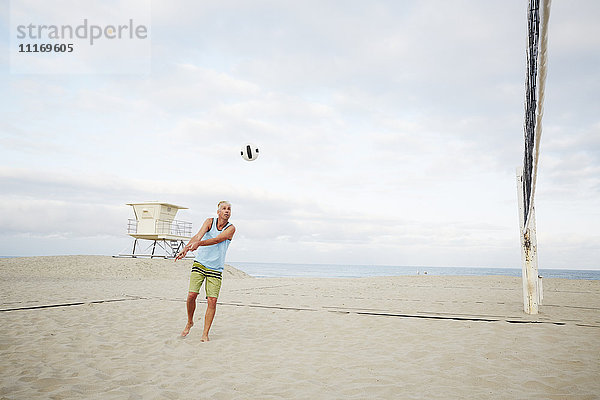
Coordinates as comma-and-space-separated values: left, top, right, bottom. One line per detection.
1, 1, 598, 269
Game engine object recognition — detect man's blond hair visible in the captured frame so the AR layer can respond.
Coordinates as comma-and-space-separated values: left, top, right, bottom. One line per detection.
218, 200, 231, 209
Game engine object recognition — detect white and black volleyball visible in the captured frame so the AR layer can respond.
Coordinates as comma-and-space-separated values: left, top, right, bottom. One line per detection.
241, 143, 260, 161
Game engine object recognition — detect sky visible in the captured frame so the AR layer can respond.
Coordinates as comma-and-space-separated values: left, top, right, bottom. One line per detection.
0, 0, 598, 269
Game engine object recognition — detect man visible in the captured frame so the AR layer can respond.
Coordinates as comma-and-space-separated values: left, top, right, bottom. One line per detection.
175, 201, 236, 341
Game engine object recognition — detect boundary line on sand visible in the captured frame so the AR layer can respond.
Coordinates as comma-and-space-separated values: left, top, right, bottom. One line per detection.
217, 301, 598, 327
2, 296, 598, 328
0, 297, 145, 312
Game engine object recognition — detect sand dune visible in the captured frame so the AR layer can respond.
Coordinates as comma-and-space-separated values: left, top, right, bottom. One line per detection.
1, 256, 598, 399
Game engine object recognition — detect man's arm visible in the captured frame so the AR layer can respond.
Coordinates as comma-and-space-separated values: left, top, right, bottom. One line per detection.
195, 225, 235, 247
174, 218, 213, 261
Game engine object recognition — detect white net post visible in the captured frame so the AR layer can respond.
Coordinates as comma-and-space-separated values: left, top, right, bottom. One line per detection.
517, 168, 541, 314
518, 0, 550, 315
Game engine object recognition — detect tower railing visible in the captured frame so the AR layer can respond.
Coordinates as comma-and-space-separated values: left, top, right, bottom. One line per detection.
126, 218, 192, 238
127, 219, 138, 234
156, 219, 193, 237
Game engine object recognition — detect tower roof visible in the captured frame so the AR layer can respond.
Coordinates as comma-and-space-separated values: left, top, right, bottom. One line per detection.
126, 202, 188, 209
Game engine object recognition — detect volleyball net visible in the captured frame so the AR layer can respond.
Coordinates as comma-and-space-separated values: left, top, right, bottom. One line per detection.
522, 0, 551, 231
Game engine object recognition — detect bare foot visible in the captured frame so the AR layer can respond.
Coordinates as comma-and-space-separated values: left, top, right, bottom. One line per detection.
201, 334, 210, 342
181, 322, 193, 337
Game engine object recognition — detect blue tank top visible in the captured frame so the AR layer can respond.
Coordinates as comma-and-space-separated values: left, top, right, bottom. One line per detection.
194, 218, 232, 272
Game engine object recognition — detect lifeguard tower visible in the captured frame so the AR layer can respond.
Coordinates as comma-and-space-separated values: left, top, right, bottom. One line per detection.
116, 202, 194, 258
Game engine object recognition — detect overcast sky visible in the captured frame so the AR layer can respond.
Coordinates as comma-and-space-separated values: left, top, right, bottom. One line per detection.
1, 1, 598, 269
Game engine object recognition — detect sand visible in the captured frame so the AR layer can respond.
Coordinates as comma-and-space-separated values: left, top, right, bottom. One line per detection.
1, 256, 599, 399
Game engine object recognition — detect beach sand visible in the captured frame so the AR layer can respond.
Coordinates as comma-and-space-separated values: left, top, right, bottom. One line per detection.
1, 256, 599, 399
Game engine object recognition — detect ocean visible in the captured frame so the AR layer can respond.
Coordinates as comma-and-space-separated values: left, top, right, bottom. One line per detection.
228, 262, 600, 281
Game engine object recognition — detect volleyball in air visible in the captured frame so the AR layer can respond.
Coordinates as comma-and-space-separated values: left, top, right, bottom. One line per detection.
241, 143, 260, 161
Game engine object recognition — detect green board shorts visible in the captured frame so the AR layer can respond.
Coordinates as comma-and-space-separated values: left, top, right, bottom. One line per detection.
189, 262, 223, 298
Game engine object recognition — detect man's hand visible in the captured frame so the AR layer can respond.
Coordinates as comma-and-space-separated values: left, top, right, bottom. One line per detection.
175, 248, 188, 261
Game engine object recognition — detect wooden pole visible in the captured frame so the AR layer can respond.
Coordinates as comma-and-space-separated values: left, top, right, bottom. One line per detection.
516, 167, 541, 314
